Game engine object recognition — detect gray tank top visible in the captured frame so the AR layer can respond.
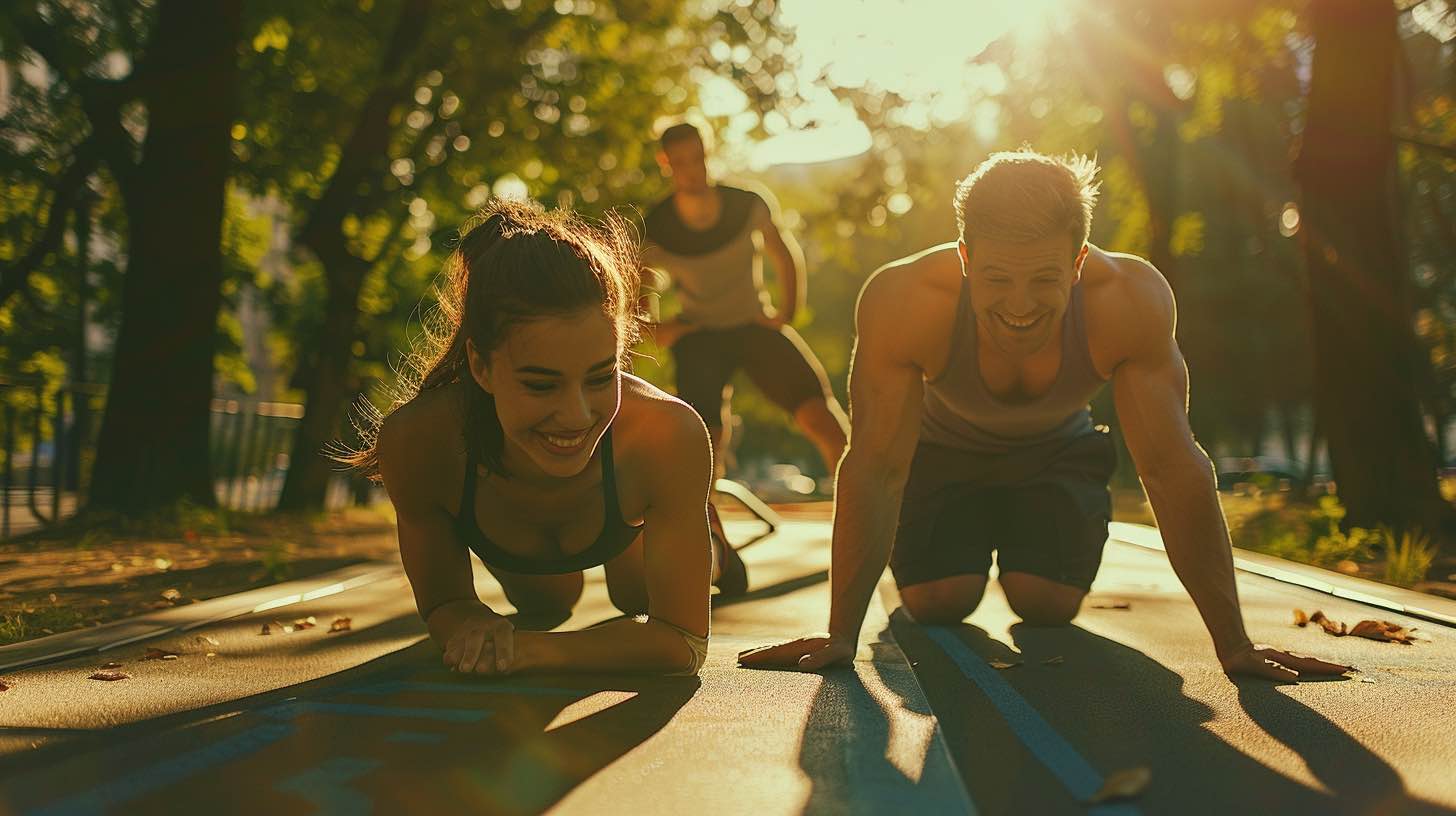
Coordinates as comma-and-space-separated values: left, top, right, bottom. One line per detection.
920, 275, 1107, 453
643, 185, 775, 328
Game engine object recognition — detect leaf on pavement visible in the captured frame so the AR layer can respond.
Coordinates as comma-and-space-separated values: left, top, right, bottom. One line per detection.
1310, 611, 1347, 636
0, 680, 9, 692
275, 620, 295, 634
89, 670, 129, 681
329, 616, 352, 633
142, 647, 178, 661
1086, 766, 1152, 804
259, 623, 272, 635
988, 659, 1021, 670
1349, 620, 1415, 644
1293, 608, 1309, 627
292, 616, 317, 630
195, 635, 219, 647
160, 588, 181, 602
1089, 600, 1131, 610
1042, 655, 1065, 666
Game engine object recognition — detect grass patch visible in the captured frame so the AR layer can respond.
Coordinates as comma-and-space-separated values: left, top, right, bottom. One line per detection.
1383, 528, 1436, 587
0, 605, 92, 646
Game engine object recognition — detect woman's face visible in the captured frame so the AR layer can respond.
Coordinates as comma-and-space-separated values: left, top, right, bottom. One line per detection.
469, 307, 623, 480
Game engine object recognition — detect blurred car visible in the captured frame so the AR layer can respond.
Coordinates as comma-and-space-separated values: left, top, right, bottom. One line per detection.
1215, 456, 1315, 494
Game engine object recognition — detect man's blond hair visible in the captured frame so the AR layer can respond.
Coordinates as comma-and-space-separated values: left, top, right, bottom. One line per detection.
953, 148, 1101, 254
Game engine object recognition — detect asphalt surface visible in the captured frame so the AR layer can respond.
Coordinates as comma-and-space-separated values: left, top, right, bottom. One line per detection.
1, 511, 1453, 814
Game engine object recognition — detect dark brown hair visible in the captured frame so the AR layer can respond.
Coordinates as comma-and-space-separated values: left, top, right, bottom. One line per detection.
336, 198, 644, 479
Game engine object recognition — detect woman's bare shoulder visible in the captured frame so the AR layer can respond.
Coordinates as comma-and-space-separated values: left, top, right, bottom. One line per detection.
377, 384, 466, 507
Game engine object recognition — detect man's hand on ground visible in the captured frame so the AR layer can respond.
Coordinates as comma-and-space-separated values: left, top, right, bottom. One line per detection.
1220, 642, 1353, 682
737, 634, 856, 671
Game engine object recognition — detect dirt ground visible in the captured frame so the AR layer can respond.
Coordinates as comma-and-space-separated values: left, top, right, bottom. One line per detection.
0, 506, 398, 646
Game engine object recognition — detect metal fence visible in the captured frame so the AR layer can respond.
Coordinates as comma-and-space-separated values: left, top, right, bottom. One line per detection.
0, 379, 367, 538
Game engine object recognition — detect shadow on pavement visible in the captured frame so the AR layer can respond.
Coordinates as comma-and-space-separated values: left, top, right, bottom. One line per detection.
798, 625, 971, 815
899, 619, 1456, 815
4, 637, 699, 815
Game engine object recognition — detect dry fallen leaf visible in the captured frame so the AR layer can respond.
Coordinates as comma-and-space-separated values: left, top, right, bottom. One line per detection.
154, 558, 173, 571
47, 593, 58, 604
0, 680, 9, 692
1042, 656, 1066, 666
1358, 676, 1376, 684
259, 623, 272, 636
988, 659, 1022, 670
1090, 600, 1131, 610
1310, 611, 1347, 636
160, 588, 181, 602
275, 620, 295, 634
195, 635, 219, 647
142, 647, 178, 661
1087, 766, 1152, 804
1349, 620, 1415, 644
1293, 608, 1309, 627
329, 616, 352, 633
292, 616, 317, 630
205, 652, 217, 658
89, 670, 129, 682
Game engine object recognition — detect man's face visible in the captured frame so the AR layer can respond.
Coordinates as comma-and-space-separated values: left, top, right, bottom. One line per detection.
963, 235, 1086, 357
468, 308, 623, 480
658, 136, 709, 194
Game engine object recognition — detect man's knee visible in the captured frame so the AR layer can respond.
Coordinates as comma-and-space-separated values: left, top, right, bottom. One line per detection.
1001, 573, 1084, 626
899, 575, 987, 624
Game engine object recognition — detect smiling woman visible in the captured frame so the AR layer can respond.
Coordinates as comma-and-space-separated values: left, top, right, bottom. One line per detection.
333, 200, 748, 677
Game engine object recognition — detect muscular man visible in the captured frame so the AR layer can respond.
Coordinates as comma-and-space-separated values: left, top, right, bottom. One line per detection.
740, 149, 1349, 681
643, 122, 848, 478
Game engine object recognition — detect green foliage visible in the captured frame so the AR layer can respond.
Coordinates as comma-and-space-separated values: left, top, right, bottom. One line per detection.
1382, 527, 1436, 587
1232, 495, 1378, 568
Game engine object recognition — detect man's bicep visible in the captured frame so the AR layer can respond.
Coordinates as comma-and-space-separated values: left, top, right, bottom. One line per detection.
846, 337, 924, 474
1113, 339, 1204, 478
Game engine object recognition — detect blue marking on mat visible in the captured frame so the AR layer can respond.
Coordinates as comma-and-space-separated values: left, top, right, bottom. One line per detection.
350, 680, 582, 697
924, 627, 1141, 815
262, 700, 491, 723
275, 756, 383, 812
29, 722, 295, 816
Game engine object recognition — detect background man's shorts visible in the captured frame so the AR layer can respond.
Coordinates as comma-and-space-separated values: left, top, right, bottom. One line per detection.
889, 430, 1117, 591
672, 322, 833, 424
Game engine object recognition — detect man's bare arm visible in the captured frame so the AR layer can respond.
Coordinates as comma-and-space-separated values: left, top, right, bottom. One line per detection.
739, 271, 924, 669
760, 218, 805, 324
1113, 266, 1350, 680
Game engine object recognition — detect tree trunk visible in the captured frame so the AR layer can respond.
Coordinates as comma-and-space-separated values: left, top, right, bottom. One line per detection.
88, 0, 242, 514
276, 268, 365, 512
275, 0, 433, 512
1294, 0, 1445, 539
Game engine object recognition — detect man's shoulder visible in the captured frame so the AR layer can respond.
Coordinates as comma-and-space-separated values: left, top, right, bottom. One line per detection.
860, 243, 961, 312
1083, 247, 1176, 365
1083, 247, 1174, 319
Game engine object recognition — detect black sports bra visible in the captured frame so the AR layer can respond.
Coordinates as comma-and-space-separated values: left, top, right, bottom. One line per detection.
453, 429, 644, 575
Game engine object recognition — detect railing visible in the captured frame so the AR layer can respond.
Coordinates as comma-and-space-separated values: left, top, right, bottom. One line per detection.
0, 379, 369, 538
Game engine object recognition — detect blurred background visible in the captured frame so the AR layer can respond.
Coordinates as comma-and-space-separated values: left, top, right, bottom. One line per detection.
2, 0, 1455, 590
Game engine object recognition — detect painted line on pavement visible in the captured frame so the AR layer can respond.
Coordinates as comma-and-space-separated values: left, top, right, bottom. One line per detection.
924, 627, 1141, 815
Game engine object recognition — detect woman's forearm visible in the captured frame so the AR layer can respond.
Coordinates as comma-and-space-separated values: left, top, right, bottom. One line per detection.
514, 618, 699, 674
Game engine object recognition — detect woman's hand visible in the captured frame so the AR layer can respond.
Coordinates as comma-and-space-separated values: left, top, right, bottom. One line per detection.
441, 605, 517, 675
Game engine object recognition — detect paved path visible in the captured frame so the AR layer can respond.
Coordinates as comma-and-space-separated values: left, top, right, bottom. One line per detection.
1, 513, 1453, 814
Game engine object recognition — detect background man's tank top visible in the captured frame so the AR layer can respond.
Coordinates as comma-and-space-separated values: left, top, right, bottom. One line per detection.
643, 185, 775, 328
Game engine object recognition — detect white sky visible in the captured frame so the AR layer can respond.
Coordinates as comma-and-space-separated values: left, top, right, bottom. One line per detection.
712, 0, 1069, 167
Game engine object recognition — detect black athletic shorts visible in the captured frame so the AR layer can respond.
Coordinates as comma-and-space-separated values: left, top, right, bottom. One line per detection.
672, 322, 832, 425
890, 430, 1117, 591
